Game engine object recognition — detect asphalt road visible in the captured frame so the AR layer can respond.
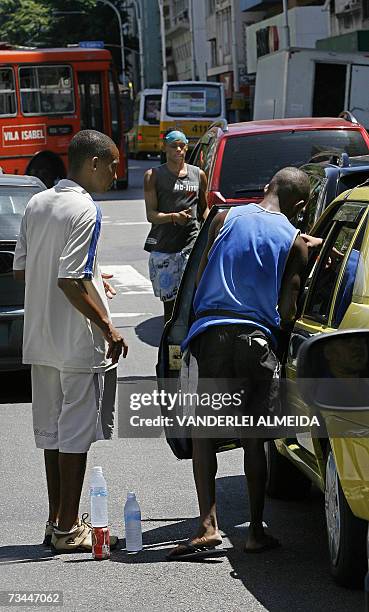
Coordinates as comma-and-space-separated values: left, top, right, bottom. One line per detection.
0, 159, 363, 612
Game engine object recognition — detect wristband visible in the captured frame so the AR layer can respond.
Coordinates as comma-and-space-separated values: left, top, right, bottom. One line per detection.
171, 213, 176, 225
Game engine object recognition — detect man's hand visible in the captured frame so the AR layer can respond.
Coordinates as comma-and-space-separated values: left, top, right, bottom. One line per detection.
300, 234, 323, 250
173, 208, 192, 225
101, 272, 116, 300
104, 322, 128, 364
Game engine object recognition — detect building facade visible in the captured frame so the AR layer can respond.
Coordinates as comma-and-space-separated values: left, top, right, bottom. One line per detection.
164, 0, 210, 81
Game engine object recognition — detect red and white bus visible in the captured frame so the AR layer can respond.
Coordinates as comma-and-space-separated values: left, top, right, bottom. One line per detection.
0, 47, 128, 188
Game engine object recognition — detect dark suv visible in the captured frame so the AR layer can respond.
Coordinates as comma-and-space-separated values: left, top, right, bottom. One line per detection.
298, 153, 369, 232
189, 117, 369, 209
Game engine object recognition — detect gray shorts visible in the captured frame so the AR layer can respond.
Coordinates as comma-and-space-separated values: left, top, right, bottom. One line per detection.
31, 365, 117, 453
149, 251, 189, 302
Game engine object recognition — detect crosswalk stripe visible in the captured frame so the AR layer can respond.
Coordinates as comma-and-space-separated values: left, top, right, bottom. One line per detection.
101, 264, 153, 295
102, 221, 149, 226
110, 312, 152, 318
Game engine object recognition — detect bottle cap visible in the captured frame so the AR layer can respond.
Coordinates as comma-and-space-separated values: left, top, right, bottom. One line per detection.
127, 491, 136, 499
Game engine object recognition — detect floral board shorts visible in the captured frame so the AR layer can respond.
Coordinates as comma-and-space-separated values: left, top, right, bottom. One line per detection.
149, 251, 189, 302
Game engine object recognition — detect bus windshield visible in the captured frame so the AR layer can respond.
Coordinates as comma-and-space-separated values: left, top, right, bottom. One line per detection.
144, 94, 161, 125
166, 85, 221, 118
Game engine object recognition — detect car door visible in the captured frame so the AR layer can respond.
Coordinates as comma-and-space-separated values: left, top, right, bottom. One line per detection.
285, 200, 369, 472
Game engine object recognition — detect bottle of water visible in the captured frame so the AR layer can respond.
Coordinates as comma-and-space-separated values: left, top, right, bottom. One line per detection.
124, 492, 142, 552
90, 466, 108, 527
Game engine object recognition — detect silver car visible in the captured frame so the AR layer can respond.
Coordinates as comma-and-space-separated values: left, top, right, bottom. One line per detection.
0, 174, 46, 370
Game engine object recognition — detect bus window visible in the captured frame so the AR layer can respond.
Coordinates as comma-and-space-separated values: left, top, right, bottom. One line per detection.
19, 65, 74, 115
78, 72, 103, 131
144, 94, 161, 125
0, 68, 16, 116
167, 85, 221, 118
108, 71, 121, 146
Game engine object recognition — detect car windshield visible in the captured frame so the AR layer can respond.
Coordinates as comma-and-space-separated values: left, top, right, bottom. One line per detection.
0, 186, 42, 240
219, 130, 369, 199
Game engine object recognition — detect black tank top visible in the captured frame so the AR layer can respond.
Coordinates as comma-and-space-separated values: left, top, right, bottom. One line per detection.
144, 163, 200, 253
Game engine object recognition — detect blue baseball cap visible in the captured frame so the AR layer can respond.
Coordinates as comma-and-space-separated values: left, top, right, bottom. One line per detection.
164, 130, 188, 145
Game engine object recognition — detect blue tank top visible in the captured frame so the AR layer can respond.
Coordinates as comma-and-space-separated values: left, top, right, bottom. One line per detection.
181, 204, 299, 351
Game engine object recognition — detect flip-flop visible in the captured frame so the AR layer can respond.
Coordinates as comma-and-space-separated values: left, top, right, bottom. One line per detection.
166, 539, 223, 561
244, 535, 281, 554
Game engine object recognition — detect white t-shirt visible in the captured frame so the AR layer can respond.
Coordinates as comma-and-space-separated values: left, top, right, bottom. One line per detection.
13, 179, 111, 372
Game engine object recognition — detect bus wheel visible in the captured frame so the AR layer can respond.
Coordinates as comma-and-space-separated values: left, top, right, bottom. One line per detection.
27, 154, 64, 188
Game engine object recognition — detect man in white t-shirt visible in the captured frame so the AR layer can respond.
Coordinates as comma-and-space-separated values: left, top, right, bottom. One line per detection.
13, 130, 128, 553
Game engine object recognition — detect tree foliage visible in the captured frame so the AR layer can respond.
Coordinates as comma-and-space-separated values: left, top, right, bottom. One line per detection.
0, 0, 135, 74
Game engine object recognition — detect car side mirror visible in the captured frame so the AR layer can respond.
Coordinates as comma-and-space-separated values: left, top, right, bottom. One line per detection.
296, 329, 369, 411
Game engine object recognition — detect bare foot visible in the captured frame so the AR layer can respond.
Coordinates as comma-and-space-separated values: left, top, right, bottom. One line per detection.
244, 531, 280, 553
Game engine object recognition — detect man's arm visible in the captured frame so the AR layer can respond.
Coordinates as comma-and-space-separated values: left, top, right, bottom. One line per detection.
196, 210, 228, 286
58, 278, 128, 363
278, 235, 309, 327
144, 168, 191, 226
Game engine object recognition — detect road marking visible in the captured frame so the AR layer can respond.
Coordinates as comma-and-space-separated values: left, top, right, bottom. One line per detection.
101, 264, 153, 295
110, 312, 152, 318
102, 221, 149, 226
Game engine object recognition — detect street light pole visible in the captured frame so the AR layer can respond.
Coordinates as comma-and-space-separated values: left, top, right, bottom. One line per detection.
96, 0, 126, 82
158, 0, 167, 83
130, 0, 145, 91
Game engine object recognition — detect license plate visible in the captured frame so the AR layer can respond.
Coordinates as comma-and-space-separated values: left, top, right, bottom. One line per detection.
190, 124, 209, 135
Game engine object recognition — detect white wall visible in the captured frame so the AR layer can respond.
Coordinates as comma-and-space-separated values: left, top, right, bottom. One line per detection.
246, 6, 329, 74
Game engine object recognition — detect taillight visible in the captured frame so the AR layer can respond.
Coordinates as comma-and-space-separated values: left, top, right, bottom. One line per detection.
137, 133, 143, 141
160, 132, 165, 140
207, 191, 227, 209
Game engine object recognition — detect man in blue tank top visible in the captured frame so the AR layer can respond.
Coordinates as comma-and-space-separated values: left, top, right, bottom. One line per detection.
168, 167, 310, 559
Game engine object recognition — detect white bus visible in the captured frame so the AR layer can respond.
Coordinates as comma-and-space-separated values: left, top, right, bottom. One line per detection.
159, 81, 225, 154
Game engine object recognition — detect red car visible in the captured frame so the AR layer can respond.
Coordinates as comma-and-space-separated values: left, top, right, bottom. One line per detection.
189, 116, 369, 208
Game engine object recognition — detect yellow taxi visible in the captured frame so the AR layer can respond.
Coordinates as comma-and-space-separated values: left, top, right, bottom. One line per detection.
267, 185, 369, 589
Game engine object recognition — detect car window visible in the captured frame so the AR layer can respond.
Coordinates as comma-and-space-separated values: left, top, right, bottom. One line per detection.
292, 175, 327, 232
303, 203, 367, 324
219, 130, 369, 199
338, 170, 369, 193
332, 220, 367, 327
0, 186, 42, 240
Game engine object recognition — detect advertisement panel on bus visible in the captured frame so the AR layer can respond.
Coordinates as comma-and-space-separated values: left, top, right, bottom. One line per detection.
0, 47, 128, 188
128, 89, 161, 158
159, 81, 225, 156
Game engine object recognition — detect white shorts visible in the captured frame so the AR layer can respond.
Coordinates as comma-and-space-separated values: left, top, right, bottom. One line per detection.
31, 365, 117, 453
149, 251, 189, 302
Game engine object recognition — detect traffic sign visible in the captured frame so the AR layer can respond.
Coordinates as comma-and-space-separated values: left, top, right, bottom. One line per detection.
79, 41, 104, 49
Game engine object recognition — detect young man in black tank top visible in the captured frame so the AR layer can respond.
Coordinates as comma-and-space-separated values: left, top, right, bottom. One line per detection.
144, 130, 208, 323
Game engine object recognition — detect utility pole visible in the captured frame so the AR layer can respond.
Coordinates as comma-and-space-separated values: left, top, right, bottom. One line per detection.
158, 0, 167, 83
282, 0, 291, 50
96, 0, 126, 83
188, 0, 196, 80
230, 0, 240, 121
130, 0, 145, 91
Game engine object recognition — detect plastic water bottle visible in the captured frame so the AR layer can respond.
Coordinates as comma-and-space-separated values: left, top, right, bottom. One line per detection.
124, 492, 142, 552
90, 466, 108, 528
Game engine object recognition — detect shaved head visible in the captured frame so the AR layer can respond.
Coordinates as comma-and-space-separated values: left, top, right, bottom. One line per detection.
268, 167, 310, 206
